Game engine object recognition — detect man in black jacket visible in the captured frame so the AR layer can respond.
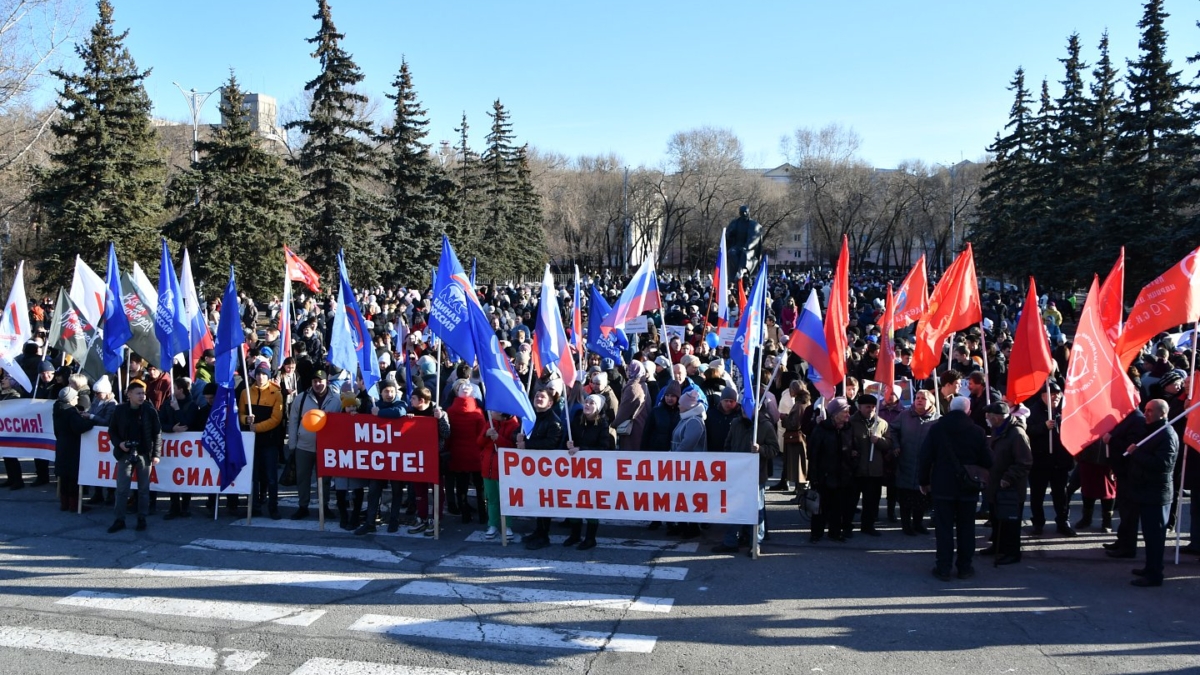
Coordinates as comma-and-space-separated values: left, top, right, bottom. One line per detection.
1125, 399, 1178, 587
920, 396, 992, 581
107, 381, 162, 533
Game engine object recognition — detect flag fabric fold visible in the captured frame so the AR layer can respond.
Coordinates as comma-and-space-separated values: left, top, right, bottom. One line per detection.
181, 248, 214, 375
101, 243, 133, 373
601, 256, 661, 333
153, 239, 190, 371
732, 256, 769, 419
787, 288, 836, 400
49, 288, 103, 382
892, 254, 929, 330
534, 266, 576, 386
1061, 276, 1141, 454
214, 270, 245, 390
911, 244, 982, 380
1097, 247, 1125, 348
119, 272, 161, 365
275, 273, 292, 371
1007, 278, 1053, 405
1115, 246, 1199, 370
329, 251, 380, 393
877, 282, 896, 397
428, 235, 480, 364
0, 262, 32, 393
587, 284, 627, 365
69, 255, 106, 326
131, 262, 157, 313
465, 286, 536, 433
712, 229, 731, 328
824, 235, 850, 385
283, 245, 321, 294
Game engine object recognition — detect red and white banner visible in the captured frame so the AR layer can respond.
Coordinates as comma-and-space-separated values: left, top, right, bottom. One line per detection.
0, 399, 56, 461
315, 413, 439, 482
79, 428, 256, 493
498, 449, 759, 524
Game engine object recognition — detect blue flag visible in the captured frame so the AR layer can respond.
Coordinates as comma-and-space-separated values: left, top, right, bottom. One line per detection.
153, 239, 190, 371
214, 269, 244, 389
329, 251, 380, 392
731, 256, 769, 419
202, 385, 247, 491
587, 284, 627, 365
467, 291, 536, 433
470, 257, 477, 287
101, 243, 132, 372
428, 236, 479, 364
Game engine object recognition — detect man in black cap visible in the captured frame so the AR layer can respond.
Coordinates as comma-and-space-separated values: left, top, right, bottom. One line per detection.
980, 401, 1032, 565
850, 393, 892, 536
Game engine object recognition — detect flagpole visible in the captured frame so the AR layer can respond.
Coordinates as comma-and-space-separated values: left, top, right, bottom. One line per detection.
749, 276, 771, 561
1175, 320, 1198, 564
979, 326, 991, 405
1137, 400, 1200, 447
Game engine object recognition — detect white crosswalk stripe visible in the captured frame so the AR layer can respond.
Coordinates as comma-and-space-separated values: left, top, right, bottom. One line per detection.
290, 657, 514, 674
0, 625, 268, 671
126, 561, 373, 590
184, 537, 409, 563
463, 530, 699, 552
348, 613, 657, 653
394, 579, 673, 613
437, 554, 688, 580
231, 517, 434, 539
57, 589, 327, 626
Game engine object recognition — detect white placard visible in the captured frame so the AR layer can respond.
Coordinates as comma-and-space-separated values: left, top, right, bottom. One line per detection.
79, 428, 256, 494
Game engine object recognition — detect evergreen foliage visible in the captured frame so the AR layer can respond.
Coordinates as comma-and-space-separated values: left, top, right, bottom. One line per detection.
30, 0, 165, 289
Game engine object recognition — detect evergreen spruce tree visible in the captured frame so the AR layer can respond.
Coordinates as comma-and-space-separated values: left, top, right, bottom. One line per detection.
287, 0, 383, 285
974, 68, 1035, 280
1087, 32, 1124, 275
1023, 78, 1059, 284
1110, 0, 1196, 287
480, 99, 520, 280
378, 59, 453, 287
30, 0, 165, 289
509, 144, 546, 277
1047, 34, 1097, 287
164, 72, 300, 298
452, 112, 484, 256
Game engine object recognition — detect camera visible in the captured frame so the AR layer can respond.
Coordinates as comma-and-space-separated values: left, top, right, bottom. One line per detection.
125, 440, 139, 452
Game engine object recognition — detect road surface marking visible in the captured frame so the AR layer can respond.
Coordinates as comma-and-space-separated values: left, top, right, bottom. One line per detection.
348, 613, 656, 653
0, 625, 267, 671
58, 590, 326, 626
394, 579, 673, 613
437, 554, 687, 581
126, 562, 371, 591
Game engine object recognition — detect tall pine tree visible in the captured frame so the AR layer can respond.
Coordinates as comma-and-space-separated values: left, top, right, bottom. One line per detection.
30, 0, 165, 289
974, 68, 1035, 280
1086, 31, 1123, 277
1047, 34, 1097, 287
164, 72, 300, 298
480, 99, 520, 280
452, 112, 484, 256
287, 0, 383, 285
510, 144, 546, 277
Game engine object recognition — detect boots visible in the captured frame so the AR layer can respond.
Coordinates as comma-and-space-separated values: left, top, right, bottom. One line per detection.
477, 492, 488, 524
348, 489, 364, 530
578, 522, 598, 550
1075, 499, 1095, 530
564, 521, 583, 547
337, 491, 350, 530
1100, 499, 1115, 533
460, 493, 473, 524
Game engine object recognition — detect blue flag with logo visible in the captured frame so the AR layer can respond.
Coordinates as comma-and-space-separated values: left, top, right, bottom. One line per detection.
202, 384, 247, 491
329, 251, 380, 392
467, 291, 535, 433
101, 243, 132, 372
214, 269, 244, 389
587, 284, 627, 365
153, 239, 190, 371
428, 236, 479, 364
731, 256, 768, 419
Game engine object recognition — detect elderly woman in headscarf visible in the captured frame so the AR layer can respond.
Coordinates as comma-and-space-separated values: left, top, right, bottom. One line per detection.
564, 393, 616, 550
53, 386, 96, 513
612, 359, 650, 451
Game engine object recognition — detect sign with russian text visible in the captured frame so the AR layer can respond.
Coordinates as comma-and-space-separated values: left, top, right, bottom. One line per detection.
0, 399, 56, 461
498, 449, 759, 524
315, 413, 439, 482
79, 428, 255, 493
623, 316, 649, 334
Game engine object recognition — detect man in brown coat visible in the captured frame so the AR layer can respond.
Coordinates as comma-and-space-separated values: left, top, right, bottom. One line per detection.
980, 401, 1033, 565
850, 393, 893, 536
613, 360, 650, 451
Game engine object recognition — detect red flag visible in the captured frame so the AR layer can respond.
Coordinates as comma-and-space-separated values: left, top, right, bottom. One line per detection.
1183, 389, 1200, 451
824, 235, 850, 384
911, 244, 982, 380
1061, 276, 1141, 454
877, 282, 896, 395
1007, 278, 1053, 405
1097, 248, 1124, 347
893, 254, 929, 329
1115, 246, 1200, 370
284, 246, 321, 294
736, 277, 747, 317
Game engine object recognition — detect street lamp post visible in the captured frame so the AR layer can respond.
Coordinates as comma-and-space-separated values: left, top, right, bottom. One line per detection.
173, 83, 219, 204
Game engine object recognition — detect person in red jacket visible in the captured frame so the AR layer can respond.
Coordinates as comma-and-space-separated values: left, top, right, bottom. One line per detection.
447, 379, 488, 524
480, 410, 521, 539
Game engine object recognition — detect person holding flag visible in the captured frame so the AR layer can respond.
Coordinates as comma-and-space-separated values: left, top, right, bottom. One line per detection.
201, 269, 249, 517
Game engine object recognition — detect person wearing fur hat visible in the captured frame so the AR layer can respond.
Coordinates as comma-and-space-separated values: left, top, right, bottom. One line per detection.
806, 397, 856, 543
53, 386, 96, 513
564, 394, 617, 549
850, 393, 893, 536
519, 387, 565, 550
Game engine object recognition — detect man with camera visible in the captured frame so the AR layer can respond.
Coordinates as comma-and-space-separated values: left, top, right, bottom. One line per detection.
107, 381, 162, 533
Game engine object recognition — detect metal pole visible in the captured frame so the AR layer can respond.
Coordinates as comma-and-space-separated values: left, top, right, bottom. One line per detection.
172, 83, 219, 206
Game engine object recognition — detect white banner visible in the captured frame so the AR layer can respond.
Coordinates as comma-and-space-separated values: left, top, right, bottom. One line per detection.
719, 326, 738, 347
0, 399, 56, 461
663, 324, 686, 342
498, 449, 759, 524
623, 316, 649, 334
79, 428, 255, 494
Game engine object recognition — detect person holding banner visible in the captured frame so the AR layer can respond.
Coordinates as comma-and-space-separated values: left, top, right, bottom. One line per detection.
53, 387, 96, 513
564, 394, 618, 549
354, 379, 409, 535
711, 398, 780, 555
159, 379, 199, 520
518, 387, 566, 551
480, 410, 520, 540
406, 387, 450, 536
286, 370, 344, 520
106, 381, 162, 533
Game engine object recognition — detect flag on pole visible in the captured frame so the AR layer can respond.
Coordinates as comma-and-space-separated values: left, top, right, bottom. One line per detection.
283, 245, 321, 294
470, 257, 477, 288
1061, 275, 1141, 454
203, 267, 248, 491
69, 255, 106, 326
119, 272, 161, 365
101, 243, 133, 373
1097, 247, 1125, 348
1007, 278, 1053, 405
601, 257, 661, 333
712, 229, 731, 328
878, 283, 896, 397
428, 235, 480, 364
1115, 247, 1200, 370
131, 262, 157, 313
787, 289, 836, 400
534, 266, 576, 386
329, 251, 380, 393
571, 265, 583, 358
736, 277, 747, 318
468, 285, 536, 433
732, 256, 769, 418
892, 254, 929, 329
911, 244, 982, 380
213, 269, 245, 389
180, 248, 214, 375
587, 284, 627, 365
824, 235, 850, 385
0, 262, 32, 393
275, 274, 292, 370
153, 239, 191, 372
48, 288, 103, 382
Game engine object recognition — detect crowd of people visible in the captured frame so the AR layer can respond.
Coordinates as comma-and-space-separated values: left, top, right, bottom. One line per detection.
2, 265, 1196, 586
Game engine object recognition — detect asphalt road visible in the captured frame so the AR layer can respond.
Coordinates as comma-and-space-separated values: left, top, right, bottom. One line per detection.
0, 477, 1197, 675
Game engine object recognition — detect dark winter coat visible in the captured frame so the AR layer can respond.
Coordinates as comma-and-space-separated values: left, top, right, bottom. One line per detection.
525, 408, 564, 450
889, 406, 939, 491
53, 399, 96, 482
109, 401, 163, 462
571, 410, 617, 451
807, 418, 855, 490
724, 410, 782, 486
1126, 420, 1179, 506
984, 415, 1032, 505
918, 410, 992, 501
641, 402, 680, 452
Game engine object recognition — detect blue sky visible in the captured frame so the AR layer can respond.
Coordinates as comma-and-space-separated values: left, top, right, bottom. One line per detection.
58, 0, 1200, 170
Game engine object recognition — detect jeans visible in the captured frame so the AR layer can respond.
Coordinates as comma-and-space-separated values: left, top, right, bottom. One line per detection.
1140, 503, 1170, 583
933, 497, 977, 574
723, 486, 765, 547
365, 480, 404, 525
115, 454, 151, 520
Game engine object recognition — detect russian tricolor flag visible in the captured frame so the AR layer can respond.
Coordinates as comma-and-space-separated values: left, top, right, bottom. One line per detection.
601, 257, 660, 333
787, 289, 837, 400
534, 266, 576, 386
712, 229, 730, 328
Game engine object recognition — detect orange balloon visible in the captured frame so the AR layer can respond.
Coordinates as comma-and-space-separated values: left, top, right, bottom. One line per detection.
302, 409, 327, 433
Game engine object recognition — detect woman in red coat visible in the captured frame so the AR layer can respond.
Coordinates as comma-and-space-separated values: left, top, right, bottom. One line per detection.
447, 379, 488, 524
479, 411, 521, 539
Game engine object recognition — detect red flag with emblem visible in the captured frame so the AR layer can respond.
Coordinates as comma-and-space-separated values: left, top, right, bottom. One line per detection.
284, 246, 321, 294
911, 244, 982, 380
892, 254, 929, 329
1115, 246, 1200, 370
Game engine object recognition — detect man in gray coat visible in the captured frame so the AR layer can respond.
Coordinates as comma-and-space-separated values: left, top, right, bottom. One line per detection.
1125, 399, 1179, 587
890, 389, 939, 535
979, 401, 1032, 565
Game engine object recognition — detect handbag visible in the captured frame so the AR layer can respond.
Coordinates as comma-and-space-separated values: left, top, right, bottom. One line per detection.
279, 452, 297, 487
615, 419, 634, 436
944, 442, 988, 493
994, 488, 1022, 521
804, 488, 821, 516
